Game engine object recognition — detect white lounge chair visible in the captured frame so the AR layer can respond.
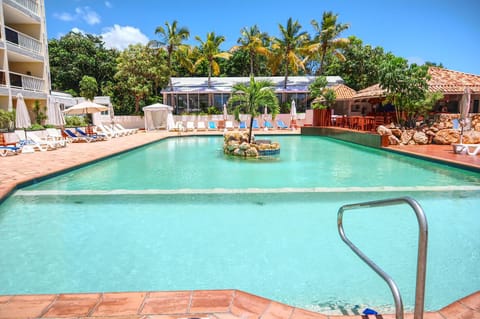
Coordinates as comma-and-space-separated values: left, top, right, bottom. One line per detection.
225, 121, 234, 130
114, 123, 137, 134
109, 124, 128, 137
452, 143, 480, 155
186, 121, 195, 131
46, 128, 68, 147
197, 121, 206, 131
172, 121, 185, 132
96, 124, 118, 138
25, 131, 57, 151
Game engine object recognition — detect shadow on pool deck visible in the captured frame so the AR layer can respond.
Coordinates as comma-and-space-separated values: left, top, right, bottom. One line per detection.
0, 129, 479, 319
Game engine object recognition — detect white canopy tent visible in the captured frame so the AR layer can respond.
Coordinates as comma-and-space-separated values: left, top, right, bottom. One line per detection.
143, 103, 175, 131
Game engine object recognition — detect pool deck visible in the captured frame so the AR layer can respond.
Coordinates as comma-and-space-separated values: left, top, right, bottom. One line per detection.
0, 129, 479, 319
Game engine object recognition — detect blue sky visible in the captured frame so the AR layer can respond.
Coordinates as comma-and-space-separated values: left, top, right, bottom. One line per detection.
45, 0, 480, 75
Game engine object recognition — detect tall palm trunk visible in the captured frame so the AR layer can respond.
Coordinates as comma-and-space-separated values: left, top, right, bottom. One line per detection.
248, 114, 254, 143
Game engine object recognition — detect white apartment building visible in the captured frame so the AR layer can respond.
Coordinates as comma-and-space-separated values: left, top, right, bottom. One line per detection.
0, 0, 49, 115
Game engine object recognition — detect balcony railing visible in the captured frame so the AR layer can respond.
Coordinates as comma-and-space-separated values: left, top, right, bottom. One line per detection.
9, 71, 44, 92
5, 27, 42, 54
8, 0, 39, 16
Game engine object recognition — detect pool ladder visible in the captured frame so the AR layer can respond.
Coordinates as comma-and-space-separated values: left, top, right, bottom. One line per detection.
337, 196, 428, 319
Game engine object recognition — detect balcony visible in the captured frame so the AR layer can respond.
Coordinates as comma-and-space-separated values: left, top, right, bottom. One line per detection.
9, 71, 44, 92
5, 27, 42, 54
5, 0, 39, 17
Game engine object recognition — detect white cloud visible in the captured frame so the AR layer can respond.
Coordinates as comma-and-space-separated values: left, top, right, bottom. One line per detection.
71, 27, 85, 34
76, 7, 101, 25
53, 12, 75, 22
105, 1, 113, 8
53, 6, 100, 26
101, 25, 149, 50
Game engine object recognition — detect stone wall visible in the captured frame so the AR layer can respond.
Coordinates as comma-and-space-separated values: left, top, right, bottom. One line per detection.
378, 114, 480, 145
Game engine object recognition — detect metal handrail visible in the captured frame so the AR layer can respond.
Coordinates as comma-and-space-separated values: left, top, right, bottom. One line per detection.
337, 196, 428, 319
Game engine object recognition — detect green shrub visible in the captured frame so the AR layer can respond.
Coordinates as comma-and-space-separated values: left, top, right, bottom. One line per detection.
0, 109, 14, 131
65, 116, 87, 127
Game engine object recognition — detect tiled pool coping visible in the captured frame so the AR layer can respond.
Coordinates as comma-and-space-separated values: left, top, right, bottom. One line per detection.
0, 289, 478, 319
1, 130, 479, 318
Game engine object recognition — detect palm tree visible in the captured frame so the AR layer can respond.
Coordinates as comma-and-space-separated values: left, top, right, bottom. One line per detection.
149, 20, 190, 106
271, 18, 309, 91
194, 32, 232, 88
228, 76, 279, 143
308, 12, 350, 75
230, 25, 270, 76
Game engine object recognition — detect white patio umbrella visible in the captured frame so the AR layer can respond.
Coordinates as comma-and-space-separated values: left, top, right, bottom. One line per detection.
46, 96, 66, 126
459, 87, 471, 143
15, 93, 31, 130
63, 100, 109, 115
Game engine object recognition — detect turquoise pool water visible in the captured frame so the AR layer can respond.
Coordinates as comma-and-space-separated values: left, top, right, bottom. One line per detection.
0, 136, 479, 314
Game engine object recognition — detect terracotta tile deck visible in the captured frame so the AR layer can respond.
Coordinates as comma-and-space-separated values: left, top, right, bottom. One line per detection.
0, 129, 479, 319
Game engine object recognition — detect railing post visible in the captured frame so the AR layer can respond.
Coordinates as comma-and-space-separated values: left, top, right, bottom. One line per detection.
337, 196, 428, 319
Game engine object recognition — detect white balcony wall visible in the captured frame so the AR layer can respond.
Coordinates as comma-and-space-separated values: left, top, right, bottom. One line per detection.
5, 27, 41, 54
7, 0, 39, 16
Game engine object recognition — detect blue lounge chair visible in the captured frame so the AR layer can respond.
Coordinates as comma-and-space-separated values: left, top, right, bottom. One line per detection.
276, 120, 289, 129
208, 121, 217, 130
239, 121, 247, 130
0, 145, 21, 156
64, 129, 94, 143
75, 127, 107, 141
252, 119, 260, 129
264, 120, 274, 129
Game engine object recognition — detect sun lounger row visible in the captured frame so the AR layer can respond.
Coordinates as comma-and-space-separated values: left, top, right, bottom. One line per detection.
0, 129, 69, 155
170, 119, 291, 131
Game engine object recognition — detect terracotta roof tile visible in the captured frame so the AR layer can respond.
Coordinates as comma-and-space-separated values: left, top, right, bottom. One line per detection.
354, 83, 385, 99
330, 84, 356, 100
353, 67, 480, 99
427, 67, 480, 94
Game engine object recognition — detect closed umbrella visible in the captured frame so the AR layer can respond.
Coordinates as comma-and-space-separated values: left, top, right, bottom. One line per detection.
459, 87, 471, 143
15, 93, 31, 129
290, 100, 297, 128
223, 103, 228, 121
46, 96, 66, 126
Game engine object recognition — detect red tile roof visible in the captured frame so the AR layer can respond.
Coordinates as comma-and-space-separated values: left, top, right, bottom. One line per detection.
353, 67, 480, 100
331, 84, 357, 100
427, 67, 480, 94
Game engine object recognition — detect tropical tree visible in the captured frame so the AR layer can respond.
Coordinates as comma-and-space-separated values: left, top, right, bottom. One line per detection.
307, 12, 350, 75
228, 76, 279, 143
378, 56, 430, 128
114, 44, 169, 113
270, 18, 309, 92
230, 25, 270, 76
48, 31, 117, 95
323, 36, 387, 90
194, 32, 232, 88
149, 20, 190, 106
79, 75, 98, 101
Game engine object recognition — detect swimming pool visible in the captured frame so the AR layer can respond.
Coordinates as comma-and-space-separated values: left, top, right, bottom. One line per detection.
0, 136, 479, 314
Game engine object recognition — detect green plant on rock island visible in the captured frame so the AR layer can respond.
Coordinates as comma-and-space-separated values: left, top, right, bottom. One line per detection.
228, 75, 279, 143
